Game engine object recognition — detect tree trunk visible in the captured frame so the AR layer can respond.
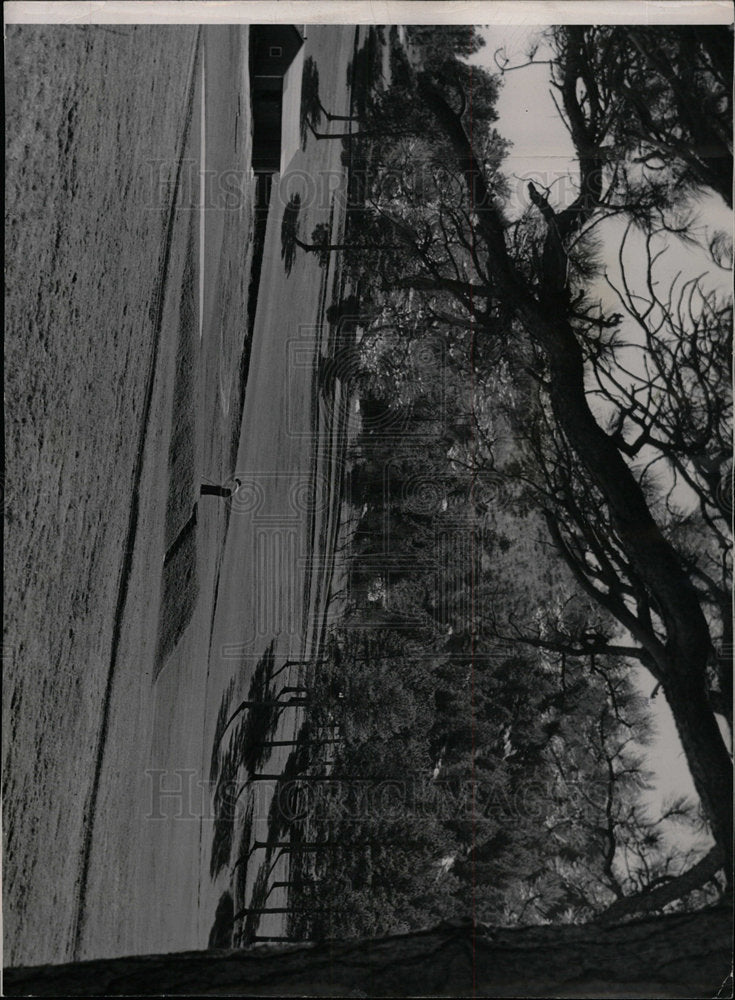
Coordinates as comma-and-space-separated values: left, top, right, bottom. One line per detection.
595, 847, 726, 925
320, 103, 360, 123
413, 75, 733, 865
530, 310, 734, 862
294, 238, 354, 252
5, 907, 731, 997
306, 119, 402, 142
293, 239, 404, 254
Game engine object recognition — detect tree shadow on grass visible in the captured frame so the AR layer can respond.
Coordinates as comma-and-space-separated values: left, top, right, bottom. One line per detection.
210, 676, 236, 785
155, 209, 199, 677
300, 57, 322, 149
232, 800, 254, 918
237, 859, 271, 945
265, 737, 313, 842
231, 725, 320, 944
210, 737, 240, 879
209, 641, 278, 878
207, 890, 234, 948
346, 27, 384, 117
235, 640, 279, 777
280, 193, 301, 276
301, 55, 360, 150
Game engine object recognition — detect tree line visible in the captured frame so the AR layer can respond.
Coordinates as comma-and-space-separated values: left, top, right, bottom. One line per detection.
282, 20, 732, 935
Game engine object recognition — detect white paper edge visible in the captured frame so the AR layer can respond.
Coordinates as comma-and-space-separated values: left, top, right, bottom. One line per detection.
4, 1, 734, 25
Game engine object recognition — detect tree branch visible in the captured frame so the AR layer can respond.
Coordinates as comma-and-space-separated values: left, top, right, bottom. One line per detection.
595, 846, 726, 925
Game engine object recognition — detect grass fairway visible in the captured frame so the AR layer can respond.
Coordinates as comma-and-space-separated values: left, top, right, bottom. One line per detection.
4, 20, 360, 964
4, 25, 200, 966
4, 24, 255, 964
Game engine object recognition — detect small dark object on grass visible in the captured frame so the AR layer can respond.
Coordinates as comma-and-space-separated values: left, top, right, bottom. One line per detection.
201, 478, 241, 499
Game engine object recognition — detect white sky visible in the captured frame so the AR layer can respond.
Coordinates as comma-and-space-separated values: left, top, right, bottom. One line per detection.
474, 26, 575, 217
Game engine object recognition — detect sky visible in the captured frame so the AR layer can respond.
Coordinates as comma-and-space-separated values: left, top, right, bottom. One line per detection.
474, 26, 575, 217
471, 26, 732, 851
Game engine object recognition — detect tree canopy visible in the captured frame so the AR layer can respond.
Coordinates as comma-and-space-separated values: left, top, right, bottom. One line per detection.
280, 22, 732, 935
